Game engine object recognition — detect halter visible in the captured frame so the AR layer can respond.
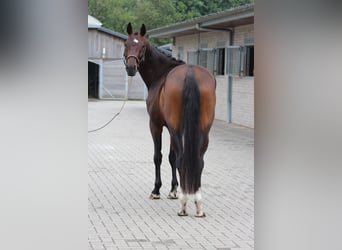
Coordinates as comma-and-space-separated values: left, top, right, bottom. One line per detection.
123, 46, 146, 68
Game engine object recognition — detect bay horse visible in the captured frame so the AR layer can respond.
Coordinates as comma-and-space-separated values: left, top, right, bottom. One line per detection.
124, 23, 216, 217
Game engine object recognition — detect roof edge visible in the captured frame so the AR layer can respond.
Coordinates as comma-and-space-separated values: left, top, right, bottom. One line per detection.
88, 26, 128, 40
148, 4, 254, 38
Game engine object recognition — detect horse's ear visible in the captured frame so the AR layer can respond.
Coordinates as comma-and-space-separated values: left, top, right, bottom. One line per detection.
140, 24, 146, 37
127, 22, 133, 35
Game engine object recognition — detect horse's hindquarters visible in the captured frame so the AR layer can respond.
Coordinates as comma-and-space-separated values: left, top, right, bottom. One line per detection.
162, 64, 216, 216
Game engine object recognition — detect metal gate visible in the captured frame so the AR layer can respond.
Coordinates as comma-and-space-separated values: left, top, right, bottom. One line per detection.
95, 58, 146, 100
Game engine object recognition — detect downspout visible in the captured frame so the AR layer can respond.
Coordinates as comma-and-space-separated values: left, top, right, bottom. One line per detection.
197, 28, 201, 65
228, 30, 234, 124
195, 24, 234, 123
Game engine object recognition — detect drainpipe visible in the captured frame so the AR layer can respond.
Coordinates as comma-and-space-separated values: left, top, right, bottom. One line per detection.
228, 30, 234, 124
197, 28, 201, 65
195, 24, 234, 123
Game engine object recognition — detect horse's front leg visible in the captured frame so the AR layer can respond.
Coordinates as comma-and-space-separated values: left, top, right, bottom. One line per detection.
149, 123, 162, 199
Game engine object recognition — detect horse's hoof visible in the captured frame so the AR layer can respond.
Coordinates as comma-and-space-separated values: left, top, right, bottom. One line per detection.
149, 193, 160, 199
195, 212, 206, 218
167, 192, 178, 199
177, 210, 188, 216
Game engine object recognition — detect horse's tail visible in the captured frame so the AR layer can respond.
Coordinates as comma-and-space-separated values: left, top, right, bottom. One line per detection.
180, 66, 202, 194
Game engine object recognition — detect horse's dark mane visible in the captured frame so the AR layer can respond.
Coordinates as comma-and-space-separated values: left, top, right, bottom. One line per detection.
154, 46, 186, 65
136, 39, 186, 87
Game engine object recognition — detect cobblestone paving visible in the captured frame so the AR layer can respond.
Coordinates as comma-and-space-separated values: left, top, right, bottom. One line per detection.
88, 100, 254, 250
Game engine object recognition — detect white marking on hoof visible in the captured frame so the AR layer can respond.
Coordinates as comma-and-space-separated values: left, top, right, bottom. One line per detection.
149, 193, 160, 199
178, 191, 188, 216
194, 190, 205, 217
195, 211, 206, 217
177, 210, 188, 216
195, 212, 206, 218
167, 191, 178, 199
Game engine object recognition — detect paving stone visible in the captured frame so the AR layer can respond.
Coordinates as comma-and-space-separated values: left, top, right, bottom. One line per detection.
88, 100, 254, 250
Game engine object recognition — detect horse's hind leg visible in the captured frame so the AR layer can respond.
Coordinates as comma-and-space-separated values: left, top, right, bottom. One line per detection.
194, 133, 208, 217
177, 191, 188, 216
194, 189, 206, 217
167, 147, 178, 199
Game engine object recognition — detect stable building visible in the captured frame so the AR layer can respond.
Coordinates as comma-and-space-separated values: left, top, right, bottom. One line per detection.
88, 15, 145, 100
148, 4, 254, 128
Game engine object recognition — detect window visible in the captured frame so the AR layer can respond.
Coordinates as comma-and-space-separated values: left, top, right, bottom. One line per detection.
227, 45, 254, 77
177, 46, 184, 61
185, 45, 254, 77
216, 48, 225, 75
199, 50, 207, 67
227, 46, 242, 76
199, 48, 215, 73
187, 50, 197, 65
244, 46, 254, 77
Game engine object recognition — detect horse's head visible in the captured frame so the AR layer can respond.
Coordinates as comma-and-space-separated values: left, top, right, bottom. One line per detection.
124, 23, 147, 76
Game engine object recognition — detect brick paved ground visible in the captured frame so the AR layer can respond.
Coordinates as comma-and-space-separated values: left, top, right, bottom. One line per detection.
88, 100, 254, 250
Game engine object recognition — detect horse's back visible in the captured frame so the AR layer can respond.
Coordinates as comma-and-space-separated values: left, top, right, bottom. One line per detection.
162, 64, 216, 131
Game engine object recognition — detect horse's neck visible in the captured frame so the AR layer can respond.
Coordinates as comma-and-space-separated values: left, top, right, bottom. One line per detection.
139, 46, 180, 89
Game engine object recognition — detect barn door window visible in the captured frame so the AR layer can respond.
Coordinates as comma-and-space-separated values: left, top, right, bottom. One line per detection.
244, 45, 254, 77
187, 50, 198, 65
187, 48, 215, 74
227, 45, 254, 77
199, 48, 215, 74
177, 46, 184, 61
215, 48, 226, 76
227, 46, 243, 77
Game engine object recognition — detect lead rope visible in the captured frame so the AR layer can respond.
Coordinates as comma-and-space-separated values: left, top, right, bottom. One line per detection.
87, 99, 127, 133
88, 59, 130, 134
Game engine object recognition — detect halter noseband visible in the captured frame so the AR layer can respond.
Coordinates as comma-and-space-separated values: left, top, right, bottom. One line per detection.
123, 47, 146, 68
